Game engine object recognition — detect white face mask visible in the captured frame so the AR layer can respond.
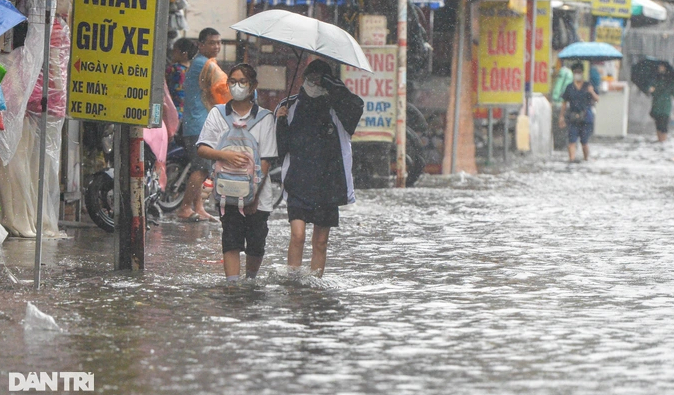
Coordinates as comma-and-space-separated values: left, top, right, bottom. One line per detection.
303, 81, 328, 98
573, 73, 583, 82
230, 83, 249, 101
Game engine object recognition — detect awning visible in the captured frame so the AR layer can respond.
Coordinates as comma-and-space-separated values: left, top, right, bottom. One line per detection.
248, 0, 445, 8
631, 0, 666, 21
248, 0, 346, 6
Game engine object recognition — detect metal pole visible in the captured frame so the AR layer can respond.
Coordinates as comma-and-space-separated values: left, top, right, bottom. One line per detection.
115, 124, 135, 270
428, 10, 434, 74
395, 0, 407, 187
503, 108, 509, 162
450, 0, 465, 174
113, 125, 123, 269
129, 126, 145, 271
526, 0, 537, 116
34, 0, 53, 290
487, 107, 493, 165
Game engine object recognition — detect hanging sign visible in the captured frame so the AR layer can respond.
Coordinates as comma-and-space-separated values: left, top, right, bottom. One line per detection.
525, 0, 552, 94
477, 1, 526, 105
592, 0, 632, 18
341, 46, 397, 142
595, 17, 624, 46
68, 0, 168, 127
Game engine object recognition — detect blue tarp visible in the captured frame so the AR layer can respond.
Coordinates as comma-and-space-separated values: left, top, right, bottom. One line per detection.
0, 0, 26, 37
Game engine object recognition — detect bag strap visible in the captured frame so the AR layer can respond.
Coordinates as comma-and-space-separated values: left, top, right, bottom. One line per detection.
215, 103, 271, 133
215, 104, 235, 132
247, 108, 272, 132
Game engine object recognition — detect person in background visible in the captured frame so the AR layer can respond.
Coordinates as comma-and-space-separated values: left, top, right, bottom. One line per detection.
275, 59, 364, 278
648, 63, 674, 143
177, 27, 226, 222
589, 62, 602, 96
196, 64, 277, 282
559, 62, 600, 163
166, 37, 198, 121
552, 60, 573, 105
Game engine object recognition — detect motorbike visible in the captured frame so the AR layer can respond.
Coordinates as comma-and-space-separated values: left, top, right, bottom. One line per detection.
156, 140, 190, 212
84, 124, 164, 233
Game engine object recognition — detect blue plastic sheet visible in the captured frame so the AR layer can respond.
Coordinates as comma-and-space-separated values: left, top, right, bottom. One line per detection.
0, 86, 6, 111
0, 0, 27, 36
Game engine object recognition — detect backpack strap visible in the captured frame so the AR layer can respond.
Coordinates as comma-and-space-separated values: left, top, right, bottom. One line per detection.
215, 103, 271, 133
245, 108, 272, 132
215, 104, 235, 135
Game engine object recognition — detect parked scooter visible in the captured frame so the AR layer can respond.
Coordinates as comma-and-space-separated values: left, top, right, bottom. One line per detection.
156, 140, 190, 212
84, 125, 164, 233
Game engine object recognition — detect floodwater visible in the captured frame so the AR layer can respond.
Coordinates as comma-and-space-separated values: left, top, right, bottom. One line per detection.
2, 134, 674, 394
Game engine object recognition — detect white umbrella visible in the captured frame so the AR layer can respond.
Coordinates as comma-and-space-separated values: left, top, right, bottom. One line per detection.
231, 10, 372, 73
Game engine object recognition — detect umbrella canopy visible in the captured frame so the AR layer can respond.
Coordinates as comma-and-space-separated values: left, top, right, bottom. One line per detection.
558, 42, 623, 62
231, 9, 372, 73
0, 0, 26, 37
632, 0, 667, 20
631, 57, 674, 95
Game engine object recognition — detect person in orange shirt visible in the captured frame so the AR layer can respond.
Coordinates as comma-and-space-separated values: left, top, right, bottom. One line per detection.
177, 28, 231, 222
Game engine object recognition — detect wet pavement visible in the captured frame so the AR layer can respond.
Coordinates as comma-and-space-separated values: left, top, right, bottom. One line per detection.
1, 133, 674, 394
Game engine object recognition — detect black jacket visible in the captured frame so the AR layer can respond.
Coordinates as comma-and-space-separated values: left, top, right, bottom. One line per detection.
276, 77, 364, 209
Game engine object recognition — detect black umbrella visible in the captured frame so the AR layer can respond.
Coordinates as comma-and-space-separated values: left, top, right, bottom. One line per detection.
631, 57, 674, 95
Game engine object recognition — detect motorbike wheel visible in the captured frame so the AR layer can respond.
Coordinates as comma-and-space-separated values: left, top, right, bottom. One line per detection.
157, 162, 186, 212
85, 173, 115, 233
271, 180, 284, 209
390, 127, 426, 187
268, 162, 285, 209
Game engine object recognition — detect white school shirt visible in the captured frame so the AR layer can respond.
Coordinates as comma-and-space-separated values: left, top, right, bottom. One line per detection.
197, 105, 278, 212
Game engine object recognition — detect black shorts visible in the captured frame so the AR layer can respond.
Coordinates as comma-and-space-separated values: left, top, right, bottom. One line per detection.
652, 114, 670, 133
184, 135, 212, 174
287, 206, 339, 228
220, 208, 270, 256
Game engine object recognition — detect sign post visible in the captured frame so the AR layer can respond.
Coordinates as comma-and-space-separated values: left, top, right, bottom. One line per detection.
526, 0, 552, 107
68, 0, 169, 270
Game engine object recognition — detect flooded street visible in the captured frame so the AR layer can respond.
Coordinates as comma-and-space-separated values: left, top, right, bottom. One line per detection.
2, 135, 674, 394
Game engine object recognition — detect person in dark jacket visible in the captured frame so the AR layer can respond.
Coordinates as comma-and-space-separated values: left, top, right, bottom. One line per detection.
275, 59, 364, 277
648, 63, 674, 143
559, 62, 599, 162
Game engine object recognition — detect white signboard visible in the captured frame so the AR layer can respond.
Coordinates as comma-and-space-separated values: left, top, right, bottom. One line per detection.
341, 46, 397, 142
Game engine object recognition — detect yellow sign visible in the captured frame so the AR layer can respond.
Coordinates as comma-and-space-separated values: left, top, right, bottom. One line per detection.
68, 0, 165, 126
534, 0, 551, 94
592, 0, 632, 18
596, 16, 624, 46
508, 0, 527, 14
341, 46, 397, 143
478, 1, 526, 105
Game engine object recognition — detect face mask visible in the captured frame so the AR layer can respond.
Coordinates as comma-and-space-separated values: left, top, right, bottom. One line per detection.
303, 81, 328, 98
230, 83, 249, 101
573, 73, 583, 82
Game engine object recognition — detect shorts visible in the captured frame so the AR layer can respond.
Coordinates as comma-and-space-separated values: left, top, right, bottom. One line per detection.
652, 114, 670, 133
568, 123, 593, 145
220, 208, 270, 256
183, 134, 212, 174
287, 206, 339, 228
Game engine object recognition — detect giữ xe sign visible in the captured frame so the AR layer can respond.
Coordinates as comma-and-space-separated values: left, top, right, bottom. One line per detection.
68, 0, 168, 127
